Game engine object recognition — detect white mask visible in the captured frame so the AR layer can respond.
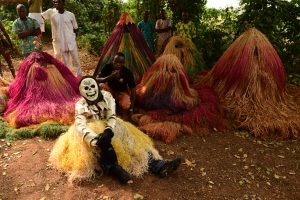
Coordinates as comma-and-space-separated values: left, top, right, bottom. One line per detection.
79, 77, 99, 102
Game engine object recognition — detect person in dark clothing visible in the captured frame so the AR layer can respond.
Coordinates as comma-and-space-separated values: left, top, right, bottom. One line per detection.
97, 52, 136, 115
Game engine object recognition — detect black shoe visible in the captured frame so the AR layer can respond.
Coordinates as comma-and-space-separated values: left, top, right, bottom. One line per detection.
110, 164, 131, 184
158, 157, 182, 178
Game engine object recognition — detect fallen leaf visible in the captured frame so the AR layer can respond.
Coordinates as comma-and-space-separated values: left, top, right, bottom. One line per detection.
266, 182, 271, 186
277, 155, 285, 158
234, 155, 240, 159
13, 152, 20, 155
45, 184, 50, 191
239, 180, 245, 186
238, 148, 243, 152
134, 193, 144, 200
201, 172, 206, 176
208, 181, 214, 185
167, 150, 174, 155
288, 171, 296, 175
40, 197, 46, 200
2, 172, 6, 176
274, 174, 280, 179
243, 154, 248, 158
200, 167, 205, 172
184, 159, 196, 168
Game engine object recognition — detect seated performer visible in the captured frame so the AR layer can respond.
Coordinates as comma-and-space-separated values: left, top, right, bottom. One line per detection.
97, 52, 136, 115
49, 76, 181, 183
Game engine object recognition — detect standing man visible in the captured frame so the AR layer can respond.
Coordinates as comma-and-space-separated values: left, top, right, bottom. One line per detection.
97, 52, 136, 116
155, 9, 172, 55
0, 20, 15, 77
175, 11, 196, 41
28, 0, 44, 37
12, 4, 41, 58
137, 11, 155, 53
42, 0, 82, 76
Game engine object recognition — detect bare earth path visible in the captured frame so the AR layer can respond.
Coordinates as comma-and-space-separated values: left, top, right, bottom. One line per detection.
0, 43, 299, 200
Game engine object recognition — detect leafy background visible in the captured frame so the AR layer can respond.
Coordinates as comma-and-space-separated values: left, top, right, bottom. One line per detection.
1, 0, 299, 84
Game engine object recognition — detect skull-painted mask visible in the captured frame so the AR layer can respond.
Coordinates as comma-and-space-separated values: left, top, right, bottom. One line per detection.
79, 77, 102, 103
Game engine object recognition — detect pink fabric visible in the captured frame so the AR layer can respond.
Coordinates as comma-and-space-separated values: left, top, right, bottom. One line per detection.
4, 51, 80, 128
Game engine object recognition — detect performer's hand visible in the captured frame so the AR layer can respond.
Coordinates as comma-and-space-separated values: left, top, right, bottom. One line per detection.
111, 70, 121, 79
96, 129, 114, 148
103, 129, 114, 138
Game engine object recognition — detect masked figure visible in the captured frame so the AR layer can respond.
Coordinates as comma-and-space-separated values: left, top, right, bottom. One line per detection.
4, 37, 80, 128
49, 76, 181, 183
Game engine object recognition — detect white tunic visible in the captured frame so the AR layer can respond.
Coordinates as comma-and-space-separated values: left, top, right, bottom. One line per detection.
42, 9, 78, 52
75, 90, 117, 146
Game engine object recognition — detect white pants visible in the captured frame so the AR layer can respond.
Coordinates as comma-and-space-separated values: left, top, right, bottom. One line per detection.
53, 43, 82, 76
62, 49, 82, 76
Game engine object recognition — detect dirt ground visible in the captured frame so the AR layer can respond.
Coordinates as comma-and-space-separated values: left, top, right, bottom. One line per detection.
0, 43, 299, 200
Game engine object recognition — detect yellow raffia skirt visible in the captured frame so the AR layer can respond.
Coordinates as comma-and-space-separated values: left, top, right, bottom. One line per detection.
49, 118, 161, 181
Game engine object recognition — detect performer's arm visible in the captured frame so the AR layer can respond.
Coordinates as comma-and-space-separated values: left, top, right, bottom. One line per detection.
75, 101, 99, 146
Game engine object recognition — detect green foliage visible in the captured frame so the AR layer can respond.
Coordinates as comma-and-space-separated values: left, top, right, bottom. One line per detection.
1, 0, 299, 75
0, 119, 68, 140
167, 0, 207, 25
0, 4, 17, 21
195, 7, 238, 68
0, 119, 12, 138
65, 0, 122, 54
238, 0, 300, 73
288, 74, 300, 87
1, 20, 22, 57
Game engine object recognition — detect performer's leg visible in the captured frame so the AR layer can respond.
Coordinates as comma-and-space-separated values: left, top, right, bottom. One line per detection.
148, 153, 181, 178
70, 48, 82, 76
97, 131, 131, 184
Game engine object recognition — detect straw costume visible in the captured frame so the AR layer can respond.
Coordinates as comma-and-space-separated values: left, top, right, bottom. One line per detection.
196, 28, 300, 139
50, 77, 181, 183
135, 54, 226, 143
94, 12, 155, 83
4, 38, 80, 128
163, 36, 205, 79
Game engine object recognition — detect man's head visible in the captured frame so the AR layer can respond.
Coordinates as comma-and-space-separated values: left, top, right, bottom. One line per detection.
16, 4, 27, 20
53, 0, 65, 12
160, 10, 166, 20
79, 76, 103, 104
112, 52, 125, 71
182, 11, 189, 23
143, 11, 149, 22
